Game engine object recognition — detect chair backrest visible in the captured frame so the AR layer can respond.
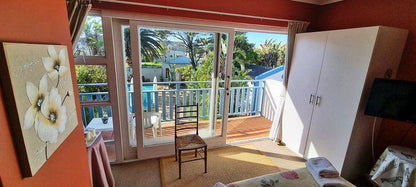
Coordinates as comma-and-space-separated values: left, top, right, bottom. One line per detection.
174, 105, 199, 138
143, 112, 161, 129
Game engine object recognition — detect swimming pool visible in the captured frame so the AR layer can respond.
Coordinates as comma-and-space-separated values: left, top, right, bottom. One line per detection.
142, 85, 154, 109
127, 85, 154, 112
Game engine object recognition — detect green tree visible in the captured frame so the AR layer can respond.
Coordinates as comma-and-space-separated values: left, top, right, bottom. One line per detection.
171, 32, 214, 70
76, 65, 107, 93
74, 16, 105, 56
255, 39, 286, 67
233, 32, 258, 71
123, 27, 166, 65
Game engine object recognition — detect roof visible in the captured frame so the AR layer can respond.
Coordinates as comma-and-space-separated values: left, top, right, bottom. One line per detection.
166, 56, 191, 64
245, 64, 273, 79
255, 65, 285, 80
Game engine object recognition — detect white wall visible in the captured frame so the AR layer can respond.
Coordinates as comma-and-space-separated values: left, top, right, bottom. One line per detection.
141, 68, 163, 81
261, 72, 284, 121
161, 63, 190, 81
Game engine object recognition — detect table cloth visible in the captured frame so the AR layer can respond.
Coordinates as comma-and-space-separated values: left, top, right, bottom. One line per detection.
87, 135, 114, 187
86, 117, 113, 132
370, 146, 416, 187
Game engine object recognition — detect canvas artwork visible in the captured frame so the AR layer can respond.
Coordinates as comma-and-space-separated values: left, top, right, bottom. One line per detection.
0, 42, 78, 177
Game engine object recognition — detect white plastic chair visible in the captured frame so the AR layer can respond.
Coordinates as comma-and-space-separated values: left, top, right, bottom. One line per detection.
143, 112, 162, 138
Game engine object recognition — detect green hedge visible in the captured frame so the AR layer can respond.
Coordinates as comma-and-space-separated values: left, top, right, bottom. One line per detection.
141, 62, 162, 68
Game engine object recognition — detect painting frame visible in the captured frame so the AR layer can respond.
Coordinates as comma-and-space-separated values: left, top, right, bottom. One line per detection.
0, 42, 79, 177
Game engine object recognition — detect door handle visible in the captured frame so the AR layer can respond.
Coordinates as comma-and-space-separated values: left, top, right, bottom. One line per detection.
315, 96, 321, 106
309, 94, 315, 104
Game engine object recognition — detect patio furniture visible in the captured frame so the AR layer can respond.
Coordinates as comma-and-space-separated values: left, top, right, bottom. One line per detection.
143, 111, 162, 138
174, 105, 207, 179
86, 117, 113, 132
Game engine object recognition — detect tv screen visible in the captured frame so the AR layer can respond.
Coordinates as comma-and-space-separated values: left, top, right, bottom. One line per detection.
365, 78, 416, 123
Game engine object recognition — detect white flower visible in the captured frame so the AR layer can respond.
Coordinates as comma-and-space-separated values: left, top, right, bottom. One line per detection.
42, 46, 68, 80
37, 88, 67, 143
24, 75, 48, 129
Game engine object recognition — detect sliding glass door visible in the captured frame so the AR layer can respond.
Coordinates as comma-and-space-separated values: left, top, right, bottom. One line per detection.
121, 21, 233, 159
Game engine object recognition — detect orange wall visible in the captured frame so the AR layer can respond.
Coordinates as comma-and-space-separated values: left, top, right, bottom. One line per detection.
92, 0, 318, 27
0, 0, 91, 186
312, 0, 416, 156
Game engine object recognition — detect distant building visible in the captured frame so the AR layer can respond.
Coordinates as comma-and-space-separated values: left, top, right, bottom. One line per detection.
161, 56, 191, 81
254, 65, 285, 82
157, 41, 187, 63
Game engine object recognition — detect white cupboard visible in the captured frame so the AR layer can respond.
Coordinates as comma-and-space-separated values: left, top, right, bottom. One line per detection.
282, 26, 408, 180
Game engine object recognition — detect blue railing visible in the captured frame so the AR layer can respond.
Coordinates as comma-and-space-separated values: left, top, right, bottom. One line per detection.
78, 80, 265, 125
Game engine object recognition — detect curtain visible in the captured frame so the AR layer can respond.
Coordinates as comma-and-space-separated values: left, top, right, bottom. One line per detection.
67, 0, 92, 49
269, 21, 309, 143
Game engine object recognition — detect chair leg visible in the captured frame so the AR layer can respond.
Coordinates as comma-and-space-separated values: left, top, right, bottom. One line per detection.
204, 146, 207, 173
178, 150, 182, 179
152, 126, 157, 138
175, 146, 177, 161
159, 123, 163, 136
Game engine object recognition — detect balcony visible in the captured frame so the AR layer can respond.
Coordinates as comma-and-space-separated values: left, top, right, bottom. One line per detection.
80, 79, 274, 160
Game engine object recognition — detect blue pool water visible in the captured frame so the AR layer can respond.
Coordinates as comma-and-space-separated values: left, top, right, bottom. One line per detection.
142, 85, 154, 109
127, 85, 154, 112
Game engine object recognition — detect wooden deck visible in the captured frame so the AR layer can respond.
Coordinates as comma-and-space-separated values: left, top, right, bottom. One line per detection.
103, 115, 272, 161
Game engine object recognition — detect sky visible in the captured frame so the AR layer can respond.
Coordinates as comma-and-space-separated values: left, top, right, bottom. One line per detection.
144, 27, 288, 49
246, 32, 287, 48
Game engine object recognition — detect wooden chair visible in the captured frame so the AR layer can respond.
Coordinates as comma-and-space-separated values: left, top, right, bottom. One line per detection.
174, 105, 207, 179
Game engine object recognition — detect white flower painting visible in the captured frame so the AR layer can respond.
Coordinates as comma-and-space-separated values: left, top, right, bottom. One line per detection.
0, 43, 78, 177
38, 88, 67, 143
24, 75, 48, 130
42, 46, 68, 81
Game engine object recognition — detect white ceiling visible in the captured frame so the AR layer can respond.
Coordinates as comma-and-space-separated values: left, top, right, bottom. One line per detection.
292, 0, 343, 5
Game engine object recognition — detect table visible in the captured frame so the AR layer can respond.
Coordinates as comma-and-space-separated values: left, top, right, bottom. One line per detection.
86, 117, 113, 132
370, 146, 416, 187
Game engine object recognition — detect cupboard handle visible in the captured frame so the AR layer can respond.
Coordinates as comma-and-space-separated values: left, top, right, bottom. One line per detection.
309, 94, 315, 104
315, 96, 321, 106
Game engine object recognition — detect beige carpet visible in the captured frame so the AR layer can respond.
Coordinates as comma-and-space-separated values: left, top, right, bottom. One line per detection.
111, 159, 162, 187
252, 140, 306, 171
160, 143, 281, 187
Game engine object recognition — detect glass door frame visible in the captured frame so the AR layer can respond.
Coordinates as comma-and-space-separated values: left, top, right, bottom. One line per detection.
128, 20, 235, 160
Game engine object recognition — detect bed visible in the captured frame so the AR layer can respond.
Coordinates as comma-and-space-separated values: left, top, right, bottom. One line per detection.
214, 168, 355, 187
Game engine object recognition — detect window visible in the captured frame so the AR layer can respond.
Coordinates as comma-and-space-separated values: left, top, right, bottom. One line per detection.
74, 15, 117, 162
74, 16, 105, 57
76, 65, 109, 102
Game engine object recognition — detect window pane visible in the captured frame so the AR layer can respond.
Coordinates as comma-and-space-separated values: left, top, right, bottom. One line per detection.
135, 27, 225, 146
226, 31, 287, 143
74, 16, 105, 57
75, 65, 109, 102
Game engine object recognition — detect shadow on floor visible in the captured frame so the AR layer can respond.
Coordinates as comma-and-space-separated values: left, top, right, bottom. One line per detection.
111, 159, 162, 187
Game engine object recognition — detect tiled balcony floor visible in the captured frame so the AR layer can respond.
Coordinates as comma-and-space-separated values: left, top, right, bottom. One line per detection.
103, 115, 272, 161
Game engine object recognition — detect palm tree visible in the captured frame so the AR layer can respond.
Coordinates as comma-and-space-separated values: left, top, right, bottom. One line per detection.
171, 32, 211, 70
256, 39, 286, 67
75, 16, 105, 56
140, 29, 165, 62
233, 32, 257, 71
123, 28, 165, 65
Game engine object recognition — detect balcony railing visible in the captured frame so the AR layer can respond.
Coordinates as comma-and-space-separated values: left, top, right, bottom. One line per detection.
78, 80, 265, 126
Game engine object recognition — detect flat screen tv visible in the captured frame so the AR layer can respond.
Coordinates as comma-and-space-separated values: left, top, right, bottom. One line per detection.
365, 78, 416, 123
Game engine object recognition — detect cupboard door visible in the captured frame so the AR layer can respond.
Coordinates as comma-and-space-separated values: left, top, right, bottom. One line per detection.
304, 27, 378, 171
282, 32, 327, 155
